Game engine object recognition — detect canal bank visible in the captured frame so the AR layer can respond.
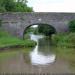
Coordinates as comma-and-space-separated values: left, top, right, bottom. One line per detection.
0, 30, 36, 50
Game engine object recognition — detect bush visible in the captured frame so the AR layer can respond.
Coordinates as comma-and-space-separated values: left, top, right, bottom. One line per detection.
0, 7, 6, 12
52, 33, 75, 48
69, 20, 75, 32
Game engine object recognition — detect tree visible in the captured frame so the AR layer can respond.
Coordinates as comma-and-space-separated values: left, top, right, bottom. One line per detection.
38, 24, 56, 36
69, 20, 75, 32
14, 2, 33, 12
0, 0, 33, 12
3, 0, 16, 11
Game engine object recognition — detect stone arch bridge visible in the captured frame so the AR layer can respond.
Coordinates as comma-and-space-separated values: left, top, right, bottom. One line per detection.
0, 12, 75, 38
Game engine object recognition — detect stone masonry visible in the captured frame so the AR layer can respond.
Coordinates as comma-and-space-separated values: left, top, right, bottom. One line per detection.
0, 12, 75, 38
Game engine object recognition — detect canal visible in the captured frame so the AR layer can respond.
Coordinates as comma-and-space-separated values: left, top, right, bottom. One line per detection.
0, 34, 74, 73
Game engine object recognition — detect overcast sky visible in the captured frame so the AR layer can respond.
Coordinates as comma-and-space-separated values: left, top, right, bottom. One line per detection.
27, 0, 75, 12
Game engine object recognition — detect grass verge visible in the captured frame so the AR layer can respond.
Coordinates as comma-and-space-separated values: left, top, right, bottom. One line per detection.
52, 33, 75, 48
0, 30, 36, 48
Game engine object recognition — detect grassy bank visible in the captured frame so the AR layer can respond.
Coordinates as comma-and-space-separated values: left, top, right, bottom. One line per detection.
52, 33, 75, 48
52, 33, 75, 69
0, 31, 36, 48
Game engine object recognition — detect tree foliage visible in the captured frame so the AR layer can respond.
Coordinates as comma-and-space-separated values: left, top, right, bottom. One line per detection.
69, 20, 75, 32
0, 0, 33, 12
38, 24, 56, 36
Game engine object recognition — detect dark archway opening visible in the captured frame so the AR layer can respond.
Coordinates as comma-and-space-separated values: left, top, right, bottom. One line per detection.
23, 23, 56, 39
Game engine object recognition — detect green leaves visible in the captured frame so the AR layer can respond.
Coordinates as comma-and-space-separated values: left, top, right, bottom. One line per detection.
38, 24, 56, 36
0, 0, 33, 12
69, 20, 75, 32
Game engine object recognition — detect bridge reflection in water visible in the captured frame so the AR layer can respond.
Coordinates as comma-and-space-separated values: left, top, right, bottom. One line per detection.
29, 34, 56, 65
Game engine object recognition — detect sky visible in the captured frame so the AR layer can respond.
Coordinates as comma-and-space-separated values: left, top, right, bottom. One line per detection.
27, 0, 75, 12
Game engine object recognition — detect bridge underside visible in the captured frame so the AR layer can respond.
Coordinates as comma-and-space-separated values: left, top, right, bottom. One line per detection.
23, 24, 57, 39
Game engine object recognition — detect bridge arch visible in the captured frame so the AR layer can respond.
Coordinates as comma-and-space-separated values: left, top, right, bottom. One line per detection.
1, 12, 73, 39
23, 23, 56, 39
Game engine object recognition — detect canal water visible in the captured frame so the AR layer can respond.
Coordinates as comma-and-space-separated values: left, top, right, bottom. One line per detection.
0, 34, 74, 73
30, 34, 56, 65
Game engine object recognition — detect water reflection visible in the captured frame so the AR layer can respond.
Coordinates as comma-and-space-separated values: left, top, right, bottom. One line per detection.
30, 34, 56, 65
